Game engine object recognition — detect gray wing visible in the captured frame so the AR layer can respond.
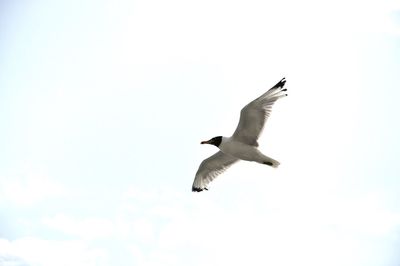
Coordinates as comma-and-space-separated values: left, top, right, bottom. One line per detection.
192, 151, 238, 192
231, 78, 287, 146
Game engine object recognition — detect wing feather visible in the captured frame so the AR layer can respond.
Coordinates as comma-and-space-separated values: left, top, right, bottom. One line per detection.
192, 151, 238, 192
231, 77, 287, 146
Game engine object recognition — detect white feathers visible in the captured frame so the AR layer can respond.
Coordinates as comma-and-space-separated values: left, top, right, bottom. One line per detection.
232, 78, 287, 146
192, 151, 238, 192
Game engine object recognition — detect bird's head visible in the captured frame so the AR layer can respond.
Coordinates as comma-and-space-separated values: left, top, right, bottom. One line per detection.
201, 136, 223, 147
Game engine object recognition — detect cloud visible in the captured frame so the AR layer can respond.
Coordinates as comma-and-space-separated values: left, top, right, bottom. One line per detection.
42, 214, 115, 240
0, 253, 29, 266
0, 170, 66, 207
0, 238, 107, 266
120, 186, 400, 266
2, 182, 399, 266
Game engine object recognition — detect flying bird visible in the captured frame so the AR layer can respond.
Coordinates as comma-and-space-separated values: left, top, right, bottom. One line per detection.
192, 78, 287, 192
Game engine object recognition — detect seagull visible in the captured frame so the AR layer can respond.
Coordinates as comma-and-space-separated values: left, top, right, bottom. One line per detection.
192, 77, 287, 192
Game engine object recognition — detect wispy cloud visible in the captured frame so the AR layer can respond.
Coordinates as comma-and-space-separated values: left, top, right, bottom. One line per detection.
42, 214, 115, 240
0, 176, 398, 266
0, 238, 107, 266
0, 170, 66, 207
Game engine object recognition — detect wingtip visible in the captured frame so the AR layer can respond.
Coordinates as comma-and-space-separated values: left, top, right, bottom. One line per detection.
192, 187, 208, 192
273, 77, 286, 89
192, 186, 201, 192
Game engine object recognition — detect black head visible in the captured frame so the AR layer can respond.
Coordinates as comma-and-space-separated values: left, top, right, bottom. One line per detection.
201, 136, 222, 147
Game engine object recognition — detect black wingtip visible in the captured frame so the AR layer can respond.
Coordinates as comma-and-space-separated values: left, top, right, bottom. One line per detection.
192, 187, 208, 192
272, 77, 286, 89
192, 187, 202, 192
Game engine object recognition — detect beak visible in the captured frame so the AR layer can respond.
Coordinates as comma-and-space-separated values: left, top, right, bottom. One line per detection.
201, 140, 210, 144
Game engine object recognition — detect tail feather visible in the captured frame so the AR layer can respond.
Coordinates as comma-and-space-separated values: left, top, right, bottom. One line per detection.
261, 156, 280, 168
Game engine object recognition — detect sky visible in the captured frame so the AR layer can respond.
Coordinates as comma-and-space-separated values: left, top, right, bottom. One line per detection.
1, 0, 400, 265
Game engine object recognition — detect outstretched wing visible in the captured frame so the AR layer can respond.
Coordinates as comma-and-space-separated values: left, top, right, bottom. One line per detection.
192, 151, 238, 192
231, 78, 287, 146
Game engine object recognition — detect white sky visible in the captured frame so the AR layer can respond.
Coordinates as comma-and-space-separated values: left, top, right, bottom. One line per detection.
1, 0, 400, 265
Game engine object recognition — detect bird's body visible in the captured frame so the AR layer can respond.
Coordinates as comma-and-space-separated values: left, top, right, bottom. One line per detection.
219, 137, 279, 167
192, 78, 287, 192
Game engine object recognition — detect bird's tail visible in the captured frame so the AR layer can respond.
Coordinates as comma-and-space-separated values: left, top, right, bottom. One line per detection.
261, 156, 280, 168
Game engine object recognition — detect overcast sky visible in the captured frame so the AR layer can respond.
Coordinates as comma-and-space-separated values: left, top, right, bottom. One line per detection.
1, 0, 400, 265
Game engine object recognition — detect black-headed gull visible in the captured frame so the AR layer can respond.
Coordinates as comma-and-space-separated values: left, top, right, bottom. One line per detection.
192, 78, 287, 192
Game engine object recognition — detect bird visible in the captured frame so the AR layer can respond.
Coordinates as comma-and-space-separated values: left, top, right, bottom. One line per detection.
192, 77, 287, 192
